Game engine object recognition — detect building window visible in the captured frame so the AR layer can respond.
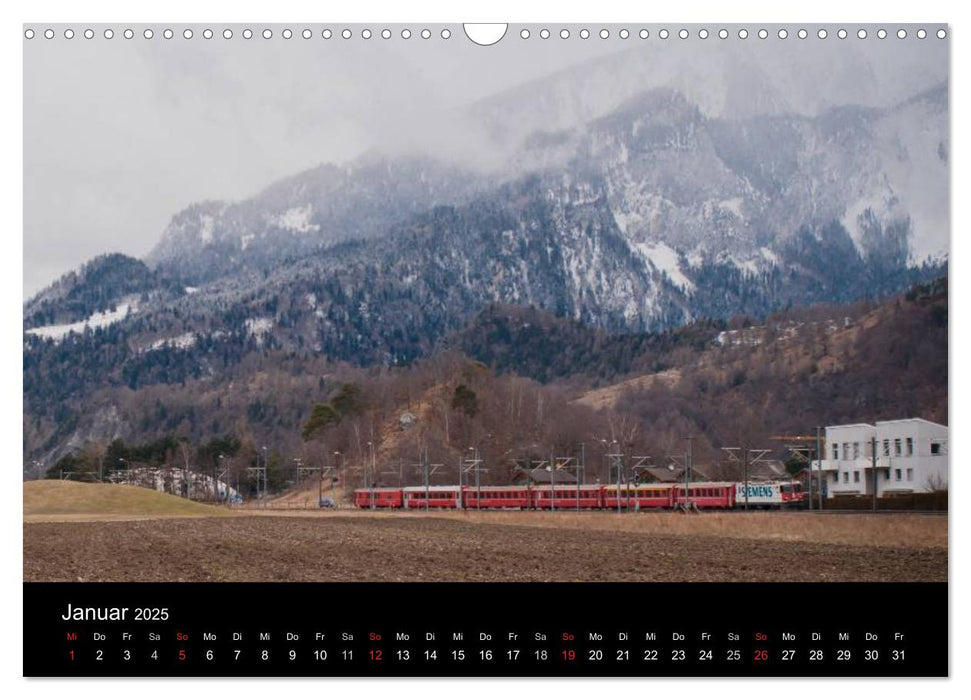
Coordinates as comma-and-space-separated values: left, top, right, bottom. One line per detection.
843, 472, 849, 483
833, 473, 839, 484
883, 439, 890, 457
906, 437, 913, 456
894, 438, 902, 456
931, 442, 941, 455
884, 469, 890, 480
906, 468, 913, 481
852, 442, 860, 459
895, 468, 902, 481
843, 443, 850, 460
853, 471, 860, 483
833, 444, 839, 460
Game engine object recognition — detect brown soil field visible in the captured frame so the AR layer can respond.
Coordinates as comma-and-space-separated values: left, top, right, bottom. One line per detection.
23, 514, 946, 583
245, 508, 945, 549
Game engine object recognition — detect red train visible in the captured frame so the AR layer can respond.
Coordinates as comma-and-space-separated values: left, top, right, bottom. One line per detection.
353, 481, 805, 510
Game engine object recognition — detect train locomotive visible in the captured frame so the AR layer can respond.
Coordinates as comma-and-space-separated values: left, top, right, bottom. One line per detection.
353, 480, 805, 510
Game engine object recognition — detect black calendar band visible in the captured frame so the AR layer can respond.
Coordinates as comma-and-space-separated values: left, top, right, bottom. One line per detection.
24, 581, 947, 677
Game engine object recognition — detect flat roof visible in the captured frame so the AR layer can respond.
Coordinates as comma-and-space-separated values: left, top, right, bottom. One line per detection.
826, 418, 949, 430
876, 418, 948, 429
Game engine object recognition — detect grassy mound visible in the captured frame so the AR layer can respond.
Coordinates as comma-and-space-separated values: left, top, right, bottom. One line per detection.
24, 480, 225, 518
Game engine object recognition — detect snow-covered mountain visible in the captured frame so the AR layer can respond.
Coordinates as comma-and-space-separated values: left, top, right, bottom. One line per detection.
27, 80, 947, 344
24, 65, 948, 468
474, 37, 946, 142
145, 155, 488, 283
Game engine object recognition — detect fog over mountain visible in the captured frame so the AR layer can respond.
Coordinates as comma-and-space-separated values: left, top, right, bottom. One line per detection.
23, 30, 948, 461
24, 28, 946, 296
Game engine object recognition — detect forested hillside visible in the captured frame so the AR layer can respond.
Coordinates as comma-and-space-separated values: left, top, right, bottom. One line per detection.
29, 279, 946, 489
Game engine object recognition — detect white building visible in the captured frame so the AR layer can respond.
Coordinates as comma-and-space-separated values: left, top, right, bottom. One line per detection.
815, 418, 947, 497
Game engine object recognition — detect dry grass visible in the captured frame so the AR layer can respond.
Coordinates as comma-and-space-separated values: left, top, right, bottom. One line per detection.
23, 480, 230, 522
440, 510, 948, 549
22, 481, 946, 550
240, 508, 946, 549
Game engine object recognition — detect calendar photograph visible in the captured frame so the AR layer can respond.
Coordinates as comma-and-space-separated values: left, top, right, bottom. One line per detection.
22, 25, 949, 677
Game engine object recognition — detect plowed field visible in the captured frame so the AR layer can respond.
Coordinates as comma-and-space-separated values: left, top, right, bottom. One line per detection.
23, 515, 946, 583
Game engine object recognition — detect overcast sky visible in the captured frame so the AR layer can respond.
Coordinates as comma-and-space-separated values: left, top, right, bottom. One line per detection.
23, 25, 628, 297
23, 24, 947, 297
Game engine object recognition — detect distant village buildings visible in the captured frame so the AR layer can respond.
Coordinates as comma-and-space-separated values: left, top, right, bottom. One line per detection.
816, 418, 948, 497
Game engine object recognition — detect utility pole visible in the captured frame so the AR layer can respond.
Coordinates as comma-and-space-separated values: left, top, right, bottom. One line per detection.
667, 437, 696, 511
334, 451, 343, 508
606, 440, 623, 514
476, 447, 481, 511
816, 427, 823, 511
685, 436, 693, 511
871, 436, 878, 512
218, 454, 226, 502
722, 447, 771, 511
261, 446, 268, 502
413, 447, 443, 512
423, 447, 429, 512
577, 444, 585, 512
367, 441, 375, 511
806, 432, 814, 510
618, 446, 624, 513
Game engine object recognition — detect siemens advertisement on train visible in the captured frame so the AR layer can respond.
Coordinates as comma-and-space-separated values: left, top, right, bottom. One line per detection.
735, 482, 785, 505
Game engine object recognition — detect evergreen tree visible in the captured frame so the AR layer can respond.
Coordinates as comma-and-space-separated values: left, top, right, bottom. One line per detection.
302, 403, 341, 441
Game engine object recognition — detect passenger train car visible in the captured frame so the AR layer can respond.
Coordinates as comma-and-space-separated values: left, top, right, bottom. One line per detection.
353, 481, 805, 511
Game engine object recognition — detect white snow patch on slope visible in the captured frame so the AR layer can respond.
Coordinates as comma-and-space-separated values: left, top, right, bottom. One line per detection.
26, 304, 133, 341
633, 241, 695, 292
149, 332, 197, 351
759, 247, 779, 265
245, 317, 274, 337
840, 197, 886, 255
240, 234, 255, 251
199, 215, 215, 244
740, 258, 760, 274
717, 197, 744, 217
275, 205, 319, 233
